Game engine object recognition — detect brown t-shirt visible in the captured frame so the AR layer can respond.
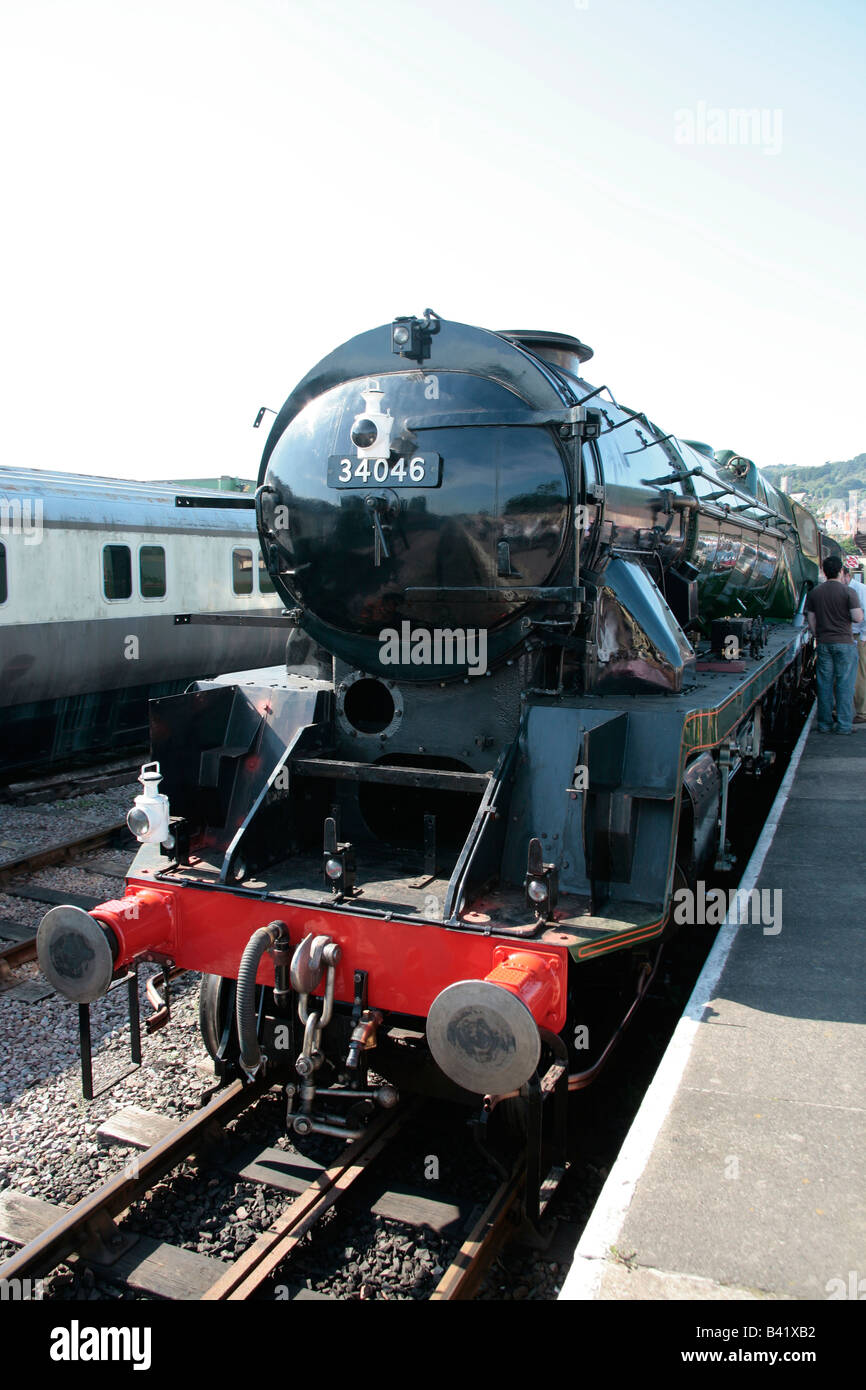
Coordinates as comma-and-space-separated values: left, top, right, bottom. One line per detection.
805, 580, 859, 644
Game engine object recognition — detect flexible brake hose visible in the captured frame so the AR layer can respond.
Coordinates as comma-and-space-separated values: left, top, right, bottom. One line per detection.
236, 921, 286, 1078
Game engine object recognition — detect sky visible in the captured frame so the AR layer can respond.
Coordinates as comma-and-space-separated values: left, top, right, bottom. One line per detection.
1, 0, 864, 482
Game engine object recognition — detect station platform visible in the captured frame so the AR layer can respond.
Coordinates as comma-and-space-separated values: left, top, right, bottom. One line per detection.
560, 709, 866, 1301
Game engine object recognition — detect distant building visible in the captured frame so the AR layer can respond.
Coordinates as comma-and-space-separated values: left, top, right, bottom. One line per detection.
779, 475, 789, 493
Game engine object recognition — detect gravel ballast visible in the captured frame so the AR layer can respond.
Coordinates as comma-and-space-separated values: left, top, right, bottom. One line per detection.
0, 781, 216, 1272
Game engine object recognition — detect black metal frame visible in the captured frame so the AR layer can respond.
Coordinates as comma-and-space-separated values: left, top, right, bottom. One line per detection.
472, 1027, 569, 1237
77, 965, 142, 1100
522, 1029, 569, 1231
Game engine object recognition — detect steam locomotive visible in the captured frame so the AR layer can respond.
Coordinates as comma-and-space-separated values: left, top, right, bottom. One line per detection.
37, 314, 820, 1181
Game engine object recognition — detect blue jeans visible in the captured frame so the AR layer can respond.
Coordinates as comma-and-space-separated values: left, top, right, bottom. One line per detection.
816, 643, 858, 732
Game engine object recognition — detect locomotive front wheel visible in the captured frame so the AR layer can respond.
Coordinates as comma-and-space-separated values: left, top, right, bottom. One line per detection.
199, 973, 239, 1063
199, 972, 269, 1066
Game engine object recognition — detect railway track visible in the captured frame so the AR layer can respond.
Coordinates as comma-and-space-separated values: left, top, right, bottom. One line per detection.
0, 1084, 526, 1301
0, 753, 146, 807
0, 820, 130, 886
0, 820, 130, 992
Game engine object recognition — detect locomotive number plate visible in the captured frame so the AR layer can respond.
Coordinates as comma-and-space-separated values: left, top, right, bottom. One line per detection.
327, 454, 441, 488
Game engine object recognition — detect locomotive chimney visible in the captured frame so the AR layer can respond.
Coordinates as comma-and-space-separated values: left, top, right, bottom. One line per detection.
497, 329, 594, 376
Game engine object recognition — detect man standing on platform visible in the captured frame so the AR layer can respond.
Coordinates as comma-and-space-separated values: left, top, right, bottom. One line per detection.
805, 556, 863, 734
843, 566, 866, 724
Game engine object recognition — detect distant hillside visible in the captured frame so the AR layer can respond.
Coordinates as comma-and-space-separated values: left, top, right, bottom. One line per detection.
761, 454, 866, 507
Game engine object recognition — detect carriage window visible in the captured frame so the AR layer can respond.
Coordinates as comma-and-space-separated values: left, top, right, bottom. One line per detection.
140, 545, 166, 598
0, 543, 6, 604
232, 548, 253, 595
103, 545, 132, 600
258, 555, 275, 593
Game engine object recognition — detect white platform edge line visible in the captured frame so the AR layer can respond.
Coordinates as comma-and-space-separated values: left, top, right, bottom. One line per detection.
558, 702, 815, 1300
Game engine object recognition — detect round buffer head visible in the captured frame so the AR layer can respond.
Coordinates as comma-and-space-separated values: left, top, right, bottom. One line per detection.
426, 979, 542, 1096
37, 906, 115, 1003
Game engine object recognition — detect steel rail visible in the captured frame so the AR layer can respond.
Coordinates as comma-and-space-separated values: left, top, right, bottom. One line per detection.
1, 758, 145, 807
1, 1087, 525, 1301
205, 1099, 529, 1302
203, 1104, 411, 1300
0, 937, 37, 973
429, 1166, 524, 1301
0, 820, 130, 985
0, 1078, 264, 1284
0, 821, 129, 885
